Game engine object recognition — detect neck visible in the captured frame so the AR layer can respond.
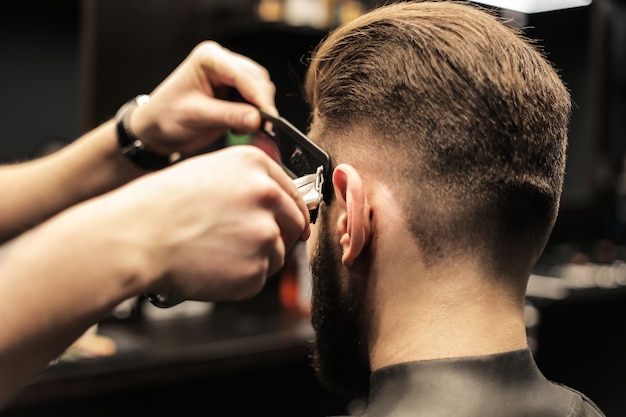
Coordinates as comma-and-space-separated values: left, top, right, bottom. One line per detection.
354, 183, 529, 371
366, 264, 529, 371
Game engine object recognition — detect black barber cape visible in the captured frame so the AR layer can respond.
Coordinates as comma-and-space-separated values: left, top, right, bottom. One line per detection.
346, 349, 605, 417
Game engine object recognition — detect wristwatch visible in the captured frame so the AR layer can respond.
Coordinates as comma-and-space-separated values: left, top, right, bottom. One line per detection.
115, 95, 182, 170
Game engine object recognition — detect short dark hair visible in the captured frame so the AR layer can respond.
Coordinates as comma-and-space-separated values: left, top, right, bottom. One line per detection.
305, 0, 572, 279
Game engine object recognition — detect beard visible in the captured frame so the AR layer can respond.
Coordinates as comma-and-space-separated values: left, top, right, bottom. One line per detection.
309, 208, 371, 401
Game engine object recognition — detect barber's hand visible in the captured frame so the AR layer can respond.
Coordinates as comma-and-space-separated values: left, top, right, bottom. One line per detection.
104, 146, 310, 302
127, 41, 276, 156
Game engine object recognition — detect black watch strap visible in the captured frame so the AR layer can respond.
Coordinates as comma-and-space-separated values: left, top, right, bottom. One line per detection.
115, 95, 182, 170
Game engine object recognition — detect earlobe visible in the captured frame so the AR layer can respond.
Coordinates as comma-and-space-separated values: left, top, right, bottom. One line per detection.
332, 164, 371, 267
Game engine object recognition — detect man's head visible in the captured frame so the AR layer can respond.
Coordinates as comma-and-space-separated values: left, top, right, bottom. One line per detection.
304, 0, 571, 400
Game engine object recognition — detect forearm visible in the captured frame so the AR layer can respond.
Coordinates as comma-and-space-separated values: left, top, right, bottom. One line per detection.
0, 120, 144, 243
0, 199, 151, 408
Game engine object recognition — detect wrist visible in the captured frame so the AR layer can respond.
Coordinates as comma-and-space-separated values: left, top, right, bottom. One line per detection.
115, 95, 182, 170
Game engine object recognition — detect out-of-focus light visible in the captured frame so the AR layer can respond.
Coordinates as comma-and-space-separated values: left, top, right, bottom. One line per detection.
471, 0, 592, 13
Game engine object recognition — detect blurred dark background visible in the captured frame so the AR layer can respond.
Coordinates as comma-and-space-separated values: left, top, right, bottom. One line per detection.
0, 0, 625, 416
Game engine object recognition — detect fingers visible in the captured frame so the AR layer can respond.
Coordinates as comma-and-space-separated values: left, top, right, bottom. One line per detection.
191, 98, 265, 133
254, 169, 308, 279
266, 226, 287, 279
260, 152, 312, 242
195, 41, 278, 124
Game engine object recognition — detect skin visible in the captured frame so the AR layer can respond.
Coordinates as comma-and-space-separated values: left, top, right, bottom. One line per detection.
0, 41, 310, 409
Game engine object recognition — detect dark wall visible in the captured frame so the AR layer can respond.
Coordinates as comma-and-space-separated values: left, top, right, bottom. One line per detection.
0, 1, 81, 162
79, 0, 322, 134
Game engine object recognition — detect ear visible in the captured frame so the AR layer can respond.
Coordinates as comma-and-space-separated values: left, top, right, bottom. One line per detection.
332, 164, 371, 267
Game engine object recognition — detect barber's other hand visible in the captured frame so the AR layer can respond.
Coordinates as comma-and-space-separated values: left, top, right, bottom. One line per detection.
127, 41, 277, 156
102, 146, 310, 302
